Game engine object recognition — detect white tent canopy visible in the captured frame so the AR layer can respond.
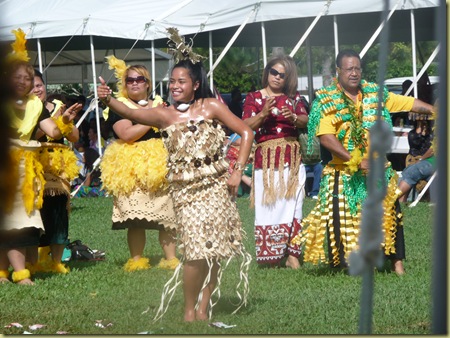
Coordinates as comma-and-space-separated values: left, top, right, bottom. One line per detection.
0, 0, 439, 90
0, 0, 439, 42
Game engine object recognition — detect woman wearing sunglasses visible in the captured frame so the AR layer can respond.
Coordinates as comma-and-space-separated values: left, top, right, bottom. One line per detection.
242, 55, 309, 269
100, 59, 178, 272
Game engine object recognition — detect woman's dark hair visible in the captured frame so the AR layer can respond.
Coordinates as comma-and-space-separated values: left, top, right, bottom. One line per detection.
47, 92, 66, 104
261, 55, 298, 98
172, 60, 212, 100
84, 147, 99, 173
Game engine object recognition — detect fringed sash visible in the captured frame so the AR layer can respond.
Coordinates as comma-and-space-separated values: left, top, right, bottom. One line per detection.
251, 137, 301, 207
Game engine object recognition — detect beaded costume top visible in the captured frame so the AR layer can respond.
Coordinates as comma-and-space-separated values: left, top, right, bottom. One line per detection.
160, 118, 229, 183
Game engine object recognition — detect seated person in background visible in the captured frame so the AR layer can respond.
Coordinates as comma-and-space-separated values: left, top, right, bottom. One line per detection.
405, 119, 432, 197
398, 146, 435, 203
298, 96, 323, 199
227, 87, 243, 119
406, 119, 432, 163
225, 133, 253, 197
73, 148, 105, 198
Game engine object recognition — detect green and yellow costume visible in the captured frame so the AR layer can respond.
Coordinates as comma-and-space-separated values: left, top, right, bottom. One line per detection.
292, 79, 414, 267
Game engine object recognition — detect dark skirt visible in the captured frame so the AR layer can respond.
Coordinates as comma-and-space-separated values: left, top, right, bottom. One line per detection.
39, 194, 70, 246
0, 227, 41, 248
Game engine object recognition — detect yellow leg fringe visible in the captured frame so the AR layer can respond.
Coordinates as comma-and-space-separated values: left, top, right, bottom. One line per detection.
12, 269, 31, 283
38, 246, 51, 262
123, 257, 150, 272
50, 262, 70, 274
0, 269, 10, 279
157, 257, 180, 270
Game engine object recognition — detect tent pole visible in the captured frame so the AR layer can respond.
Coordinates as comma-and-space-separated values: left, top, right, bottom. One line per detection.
289, 0, 332, 58
151, 40, 156, 98
261, 22, 267, 67
359, 0, 401, 59
207, 4, 258, 77
306, 37, 314, 102
333, 15, 339, 58
410, 10, 418, 98
289, 12, 322, 57
37, 38, 43, 73
90, 35, 102, 156
404, 44, 440, 96
432, 0, 447, 332
209, 31, 213, 91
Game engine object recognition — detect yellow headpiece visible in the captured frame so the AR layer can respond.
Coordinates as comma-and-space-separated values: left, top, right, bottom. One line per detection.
105, 55, 128, 99
7, 28, 30, 64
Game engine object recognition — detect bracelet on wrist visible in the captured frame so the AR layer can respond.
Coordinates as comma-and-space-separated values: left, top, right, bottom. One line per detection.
101, 95, 111, 104
233, 162, 245, 172
292, 114, 298, 124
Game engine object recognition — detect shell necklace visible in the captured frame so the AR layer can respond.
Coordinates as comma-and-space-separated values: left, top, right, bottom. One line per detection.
175, 99, 195, 112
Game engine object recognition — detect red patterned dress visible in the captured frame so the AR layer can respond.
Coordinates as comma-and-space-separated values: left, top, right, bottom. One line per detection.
242, 90, 308, 265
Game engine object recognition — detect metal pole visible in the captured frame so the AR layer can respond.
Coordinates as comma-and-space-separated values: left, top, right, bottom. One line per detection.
306, 37, 314, 102
359, 0, 401, 59
151, 40, 156, 98
404, 45, 440, 96
207, 4, 257, 77
261, 22, 267, 67
289, 11, 324, 57
209, 31, 213, 91
350, 0, 392, 334
89, 35, 102, 156
333, 15, 339, 59
37, 38, 43, 73
432, 0, 447, 332
410, 10, 418, 98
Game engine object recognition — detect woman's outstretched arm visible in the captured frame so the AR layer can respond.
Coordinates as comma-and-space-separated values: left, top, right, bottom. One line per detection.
97, 76, 166, 128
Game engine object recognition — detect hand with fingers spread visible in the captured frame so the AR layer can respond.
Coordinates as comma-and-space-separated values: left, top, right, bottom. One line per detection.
62, 102, 83, 124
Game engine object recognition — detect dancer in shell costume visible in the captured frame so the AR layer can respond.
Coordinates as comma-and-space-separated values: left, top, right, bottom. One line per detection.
97, 28, 253, 322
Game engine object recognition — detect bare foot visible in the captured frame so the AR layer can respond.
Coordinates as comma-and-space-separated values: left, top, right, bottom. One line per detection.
195, 310, 208, 321
184, 309, 196, 322
0, 277, 10, 284
17, 278, 34, 285
285, 255, 301, 270
392, 259, 405, 276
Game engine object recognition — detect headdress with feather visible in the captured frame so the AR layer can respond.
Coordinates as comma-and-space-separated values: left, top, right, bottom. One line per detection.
105, 55, 128, 99
166, 27, 205, 64
7, 28, 30, 64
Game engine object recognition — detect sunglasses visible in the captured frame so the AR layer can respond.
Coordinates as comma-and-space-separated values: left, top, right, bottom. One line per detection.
125, 76, 148, 84
269, 68, 286, 79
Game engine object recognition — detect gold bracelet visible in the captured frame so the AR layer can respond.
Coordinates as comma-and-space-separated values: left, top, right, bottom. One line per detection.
101, 95, 111, 104
233, 162, 245, 172
292, 114, 298, 123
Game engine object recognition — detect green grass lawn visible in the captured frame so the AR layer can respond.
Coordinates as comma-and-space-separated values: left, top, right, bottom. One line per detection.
0, 197, 434, 334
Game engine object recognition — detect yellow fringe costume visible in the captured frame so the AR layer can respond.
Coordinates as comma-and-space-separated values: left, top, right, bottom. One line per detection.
291, 80, 407, 267
100, 86, 177, 271
100, 97, 177, 230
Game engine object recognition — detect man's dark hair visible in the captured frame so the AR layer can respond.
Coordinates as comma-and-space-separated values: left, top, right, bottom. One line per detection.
336, 49, 360, 68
